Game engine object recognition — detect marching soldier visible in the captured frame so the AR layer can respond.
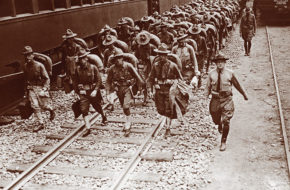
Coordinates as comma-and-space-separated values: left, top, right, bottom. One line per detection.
188, 24, 208, 88
106, 53, 144, 137
134, 31, 157, 104
22, 46, 55, 132
240, 7, 256, 56
74, 49, 108, 137
61, 29, 88, 93
148, 43, 183, 137
157, 23, 175, 50
205, 53, 248, 151
172, 34, 199, 85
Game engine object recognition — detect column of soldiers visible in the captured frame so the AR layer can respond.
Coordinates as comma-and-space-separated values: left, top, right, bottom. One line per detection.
22, 0, 249, 151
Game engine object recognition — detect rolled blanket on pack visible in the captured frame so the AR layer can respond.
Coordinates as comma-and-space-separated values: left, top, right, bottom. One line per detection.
169, 79, 193, 120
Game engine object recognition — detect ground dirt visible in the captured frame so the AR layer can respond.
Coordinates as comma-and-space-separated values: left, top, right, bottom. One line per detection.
202, 4, 290, 190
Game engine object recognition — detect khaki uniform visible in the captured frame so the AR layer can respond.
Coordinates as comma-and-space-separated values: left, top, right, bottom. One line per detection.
172, 44, 198, 83
106, 62, 143, 115
240, 13, 256, 41
75, 62, 103, 116
148, 60, 183, 118
157, 31, 175, 49
24, 60, 52, 123
205, 68, 247, 142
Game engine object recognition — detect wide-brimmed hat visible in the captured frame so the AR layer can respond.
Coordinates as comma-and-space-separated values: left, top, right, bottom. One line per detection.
154, 43, 171, 54
102, 35, 117, 46
177, 34, 188, 41
212, 53, 229, 61
118, 18, 129, 25
62, 29, 77, 39
136, 32, 151, 45
189, 25, 201, 35
141, 16, 154, 23
22, 46, 33, 55
163, 11, 172, 16
78, 48, 90, 58
109, 52, 125, 63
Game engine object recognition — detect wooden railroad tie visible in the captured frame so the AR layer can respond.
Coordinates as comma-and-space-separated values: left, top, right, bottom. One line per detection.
32, 145, 173, 162
7, 164, 162, 182
46, 134, 177, 147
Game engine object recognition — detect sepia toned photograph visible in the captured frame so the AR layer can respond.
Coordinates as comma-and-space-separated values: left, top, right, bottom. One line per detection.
0, 0, 289, 189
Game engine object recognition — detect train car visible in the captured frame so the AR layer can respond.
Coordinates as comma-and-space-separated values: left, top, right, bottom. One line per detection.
0, 0, 192, 109
253, 0, 290, 16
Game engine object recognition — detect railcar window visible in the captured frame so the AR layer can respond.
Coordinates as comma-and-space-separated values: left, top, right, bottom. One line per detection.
54, 0, 67, 9
15, 0, 33, 15
0, 0, 11, 18
38, 0, 53, 12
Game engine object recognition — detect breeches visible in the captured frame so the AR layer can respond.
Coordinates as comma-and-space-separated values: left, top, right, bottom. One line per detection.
28, 87, 52, 111
79, 90, 102, 116
209, 96, 235, 125
116, 87, 133, 115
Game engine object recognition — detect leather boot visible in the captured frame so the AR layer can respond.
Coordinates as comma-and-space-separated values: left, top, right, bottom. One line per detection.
82, 129, 91, 137
101, 115, 108, 125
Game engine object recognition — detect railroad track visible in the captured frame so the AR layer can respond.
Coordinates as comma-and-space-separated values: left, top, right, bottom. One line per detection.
265, 25, 290, 178
2, 96, 180, 189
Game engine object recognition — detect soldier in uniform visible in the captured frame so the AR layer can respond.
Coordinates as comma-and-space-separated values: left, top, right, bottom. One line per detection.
188, 24, 208, 88
205, 53, 248, 151
106, 53, 144, 137
240, 7, 256, 56
172, 34, 199, 85
157, 23, 175, 50
147, 43, 183, 137
134, 31, 157, 105
61, 29, 88, 93
74, 49, 107, 137
22, 46, 55, 132
102, 35, 124, 68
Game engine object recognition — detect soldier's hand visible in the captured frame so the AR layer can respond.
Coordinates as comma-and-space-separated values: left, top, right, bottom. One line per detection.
90, 90, 97, 97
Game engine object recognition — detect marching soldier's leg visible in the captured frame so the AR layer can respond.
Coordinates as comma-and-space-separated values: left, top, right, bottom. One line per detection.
244, 40, 248, 56
209, 98, 222, 134
248, 40, 252, 56
91, 90, 107, 125
220, 98, 235, 151
79, 95, 91, 137
29, 90, 45, 132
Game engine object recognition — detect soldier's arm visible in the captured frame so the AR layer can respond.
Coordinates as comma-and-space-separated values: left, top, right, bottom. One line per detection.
93, 65, 102, 91
253, 15, 257, 34
128, 64, 144, 84
232, 72, 248, 100
172, 63, 183, 80
39, 63, 50, 89
204, 75, 211, 98
188, 45, 199, 74
105, 67, 113, 93
147, 64, 156, 89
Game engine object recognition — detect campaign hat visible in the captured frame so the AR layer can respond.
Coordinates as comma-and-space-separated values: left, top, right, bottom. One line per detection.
62, 29, 77, 39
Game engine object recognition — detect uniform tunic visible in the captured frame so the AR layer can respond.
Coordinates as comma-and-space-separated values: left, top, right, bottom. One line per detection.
106, 62, 143, 115
240, 13, 256, 41
157, 31, 175, 49
23, 60, 52, 121
205, 68, 247, 125
172, 44, 198, 83
75, 62, 102, 116
148, 60, 183, 118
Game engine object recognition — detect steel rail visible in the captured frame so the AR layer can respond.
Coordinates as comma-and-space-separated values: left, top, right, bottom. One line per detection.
265, 26, 290, 178
110, 116, 166, 190
4, 102, 112, 190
